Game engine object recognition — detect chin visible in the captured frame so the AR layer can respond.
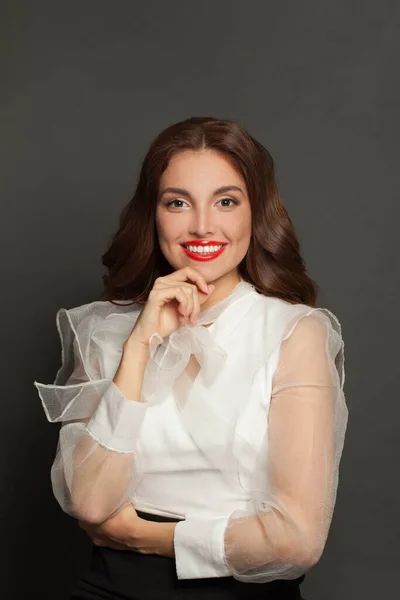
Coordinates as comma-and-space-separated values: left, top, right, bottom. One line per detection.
166, 249, 237, 282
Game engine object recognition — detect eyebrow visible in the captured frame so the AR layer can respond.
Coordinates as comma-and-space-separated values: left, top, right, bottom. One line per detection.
159, 185, 244, 198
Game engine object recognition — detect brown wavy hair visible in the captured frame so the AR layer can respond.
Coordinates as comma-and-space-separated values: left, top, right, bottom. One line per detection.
101, 116, 318, 307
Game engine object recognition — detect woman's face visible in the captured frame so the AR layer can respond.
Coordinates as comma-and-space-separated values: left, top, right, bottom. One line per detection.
155, 149, 252, 287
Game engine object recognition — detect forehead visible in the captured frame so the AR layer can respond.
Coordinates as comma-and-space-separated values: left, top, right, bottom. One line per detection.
160, 149, 246, 189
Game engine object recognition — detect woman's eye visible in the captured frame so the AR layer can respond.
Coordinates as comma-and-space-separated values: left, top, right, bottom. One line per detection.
217, 197, 239, 207
165, 198, 239, 209
165, 199, 188, 208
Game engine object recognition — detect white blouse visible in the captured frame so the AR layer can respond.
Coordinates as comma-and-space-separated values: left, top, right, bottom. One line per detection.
34, 279, 348, 582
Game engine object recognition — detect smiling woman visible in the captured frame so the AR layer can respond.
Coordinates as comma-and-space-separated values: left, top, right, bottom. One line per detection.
35, 116, 348, 600
154, 149, 252, 301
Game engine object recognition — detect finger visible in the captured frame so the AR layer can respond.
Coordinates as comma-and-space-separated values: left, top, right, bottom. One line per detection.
166, 267, 209, 295
149, 286, 189, 316
93, 537, 128, 550
108, 542, 129, 550
166, 287, 191, 324
174, 288, 191, 318
174, 280, 212, 312
182, 284, 199, 325
181, 286, 194, 322
187, 285, 200, 325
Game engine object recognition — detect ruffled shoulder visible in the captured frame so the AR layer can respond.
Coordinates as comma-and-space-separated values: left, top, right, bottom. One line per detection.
54, 300, 142, 384
34, 300, 142, 422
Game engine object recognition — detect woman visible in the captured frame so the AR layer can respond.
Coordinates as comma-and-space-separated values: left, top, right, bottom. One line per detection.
34, 116, 348, 599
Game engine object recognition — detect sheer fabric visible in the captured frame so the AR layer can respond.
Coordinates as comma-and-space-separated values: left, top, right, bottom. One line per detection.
34, 280, 348, 582
220, 312, 347, 582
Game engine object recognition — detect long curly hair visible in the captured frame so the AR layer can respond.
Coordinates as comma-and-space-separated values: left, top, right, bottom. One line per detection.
101, 116, 318, 307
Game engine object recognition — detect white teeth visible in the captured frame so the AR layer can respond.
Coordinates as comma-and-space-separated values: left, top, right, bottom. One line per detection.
186, 244, 223, 253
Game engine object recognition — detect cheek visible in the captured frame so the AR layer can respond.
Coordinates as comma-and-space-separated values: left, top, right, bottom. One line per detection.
155, 211, 169, 239
156, 214, 181, 246
230, 215, 251, 240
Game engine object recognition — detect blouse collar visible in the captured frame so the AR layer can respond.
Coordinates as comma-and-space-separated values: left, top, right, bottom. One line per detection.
144, 278, 261, 398
194, 277, 257, 329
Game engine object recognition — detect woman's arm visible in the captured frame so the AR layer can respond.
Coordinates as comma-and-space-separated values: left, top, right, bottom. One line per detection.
77, 504, 178, 557
172, 312, 348, 581
35, 307, 154, 524
64, 341, 150, 523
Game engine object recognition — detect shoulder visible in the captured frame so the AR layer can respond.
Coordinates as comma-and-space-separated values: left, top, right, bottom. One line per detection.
253, 293, 344, 358
55, 299, 143, 343
255, 295, 345, 387
256, 292, 342, 331
57, 298, 141, 323
52, 299, 143, 382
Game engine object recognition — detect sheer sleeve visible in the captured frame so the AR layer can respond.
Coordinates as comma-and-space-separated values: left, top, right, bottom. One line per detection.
173, 310, 348, 581
34, 304, 151, 524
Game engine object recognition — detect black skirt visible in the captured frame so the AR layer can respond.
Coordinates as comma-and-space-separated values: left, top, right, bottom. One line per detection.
69, 510, 306, 600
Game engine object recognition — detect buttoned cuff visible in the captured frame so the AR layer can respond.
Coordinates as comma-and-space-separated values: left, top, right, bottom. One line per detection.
173, 514, 233, 579
86, 381, 148, 452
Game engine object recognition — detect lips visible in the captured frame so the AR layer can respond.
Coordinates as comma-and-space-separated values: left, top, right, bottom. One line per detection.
180, 241, 227, 262
181, 240, 227, 247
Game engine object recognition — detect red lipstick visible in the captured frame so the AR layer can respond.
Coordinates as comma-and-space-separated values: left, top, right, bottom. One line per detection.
180, 240, 227, 262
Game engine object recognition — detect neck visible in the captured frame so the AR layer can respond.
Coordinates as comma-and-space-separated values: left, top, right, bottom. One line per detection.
200, 270, 241, 312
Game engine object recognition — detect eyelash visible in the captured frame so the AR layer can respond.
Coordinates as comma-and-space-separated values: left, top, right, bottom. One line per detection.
165, 198, 239, 209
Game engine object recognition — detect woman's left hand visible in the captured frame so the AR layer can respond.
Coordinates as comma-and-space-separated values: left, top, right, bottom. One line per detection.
78, 504, 143, 551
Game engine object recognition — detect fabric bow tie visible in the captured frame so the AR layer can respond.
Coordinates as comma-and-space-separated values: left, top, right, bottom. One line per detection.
142, 322, 228, 403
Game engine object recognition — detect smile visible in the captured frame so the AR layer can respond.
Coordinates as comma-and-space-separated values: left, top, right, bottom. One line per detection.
180, 242, 227, 261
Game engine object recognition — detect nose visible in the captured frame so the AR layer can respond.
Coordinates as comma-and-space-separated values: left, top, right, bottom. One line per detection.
188, 206, 215, 238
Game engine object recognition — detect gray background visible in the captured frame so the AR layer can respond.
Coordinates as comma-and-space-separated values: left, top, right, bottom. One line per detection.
1, 1, 398, 598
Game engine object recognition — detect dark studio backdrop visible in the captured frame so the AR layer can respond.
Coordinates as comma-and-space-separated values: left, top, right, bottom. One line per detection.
1, 1, 398, 598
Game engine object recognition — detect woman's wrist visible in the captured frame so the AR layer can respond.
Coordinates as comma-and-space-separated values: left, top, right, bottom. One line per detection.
132, 518, 177, 558
112, 340, 150, 402
123, 337, 151, 361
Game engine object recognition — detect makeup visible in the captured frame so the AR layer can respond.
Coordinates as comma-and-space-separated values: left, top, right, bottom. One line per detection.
180, 241, 227, 262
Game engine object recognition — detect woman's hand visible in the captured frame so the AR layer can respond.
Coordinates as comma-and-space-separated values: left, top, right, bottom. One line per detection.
127, 266, 215, 348
78, 504, 143, 551
78, 504, 177, 557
